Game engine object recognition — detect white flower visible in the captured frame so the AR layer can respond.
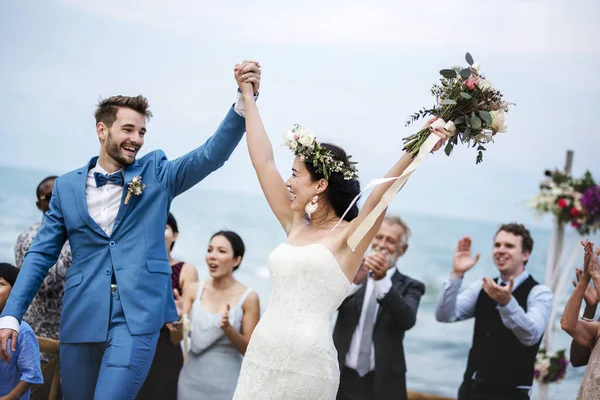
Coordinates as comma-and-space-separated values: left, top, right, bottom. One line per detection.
472, 62, 481, 72
475, 130, 494, 143
478, 79, 492, 90
282, 129, 295, 147
297, 129, 315, 147
490, 110, 508, 133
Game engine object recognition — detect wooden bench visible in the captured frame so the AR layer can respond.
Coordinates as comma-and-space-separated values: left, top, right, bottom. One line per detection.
33, 337, 60, 400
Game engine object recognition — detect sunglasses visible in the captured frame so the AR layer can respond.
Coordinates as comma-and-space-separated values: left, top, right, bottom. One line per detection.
39, 190, 53, 202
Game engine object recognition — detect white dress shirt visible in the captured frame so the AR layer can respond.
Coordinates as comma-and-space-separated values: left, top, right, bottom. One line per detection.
0, 93, 249, 333
435, 270, 553, 347
344, 267, 396, 372
87, 164, 125, 236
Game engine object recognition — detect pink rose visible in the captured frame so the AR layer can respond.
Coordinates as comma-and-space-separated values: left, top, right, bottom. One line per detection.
465, 75, 480, 90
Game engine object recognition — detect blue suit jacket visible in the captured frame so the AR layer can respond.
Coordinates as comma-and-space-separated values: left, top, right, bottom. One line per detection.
2, 106, 245, 343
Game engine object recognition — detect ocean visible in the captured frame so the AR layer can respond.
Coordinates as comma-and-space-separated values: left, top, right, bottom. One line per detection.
0, 165, 595, 399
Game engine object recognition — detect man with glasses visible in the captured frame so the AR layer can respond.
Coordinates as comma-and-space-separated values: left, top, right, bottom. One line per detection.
14, 176, 71, 398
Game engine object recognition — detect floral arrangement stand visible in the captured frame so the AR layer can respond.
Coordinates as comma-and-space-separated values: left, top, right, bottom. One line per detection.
530, 150, 600, 399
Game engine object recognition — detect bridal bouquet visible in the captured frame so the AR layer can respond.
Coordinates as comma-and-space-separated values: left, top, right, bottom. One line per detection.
534, 349, 569, 384
529, 169, 600, 235
403, 52, 512, 164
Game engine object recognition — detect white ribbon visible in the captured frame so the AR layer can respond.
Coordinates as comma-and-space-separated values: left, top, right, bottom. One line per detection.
333, 132, 441, 251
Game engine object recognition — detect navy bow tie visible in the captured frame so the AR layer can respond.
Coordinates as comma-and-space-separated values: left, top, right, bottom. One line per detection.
94, 172, 124, 188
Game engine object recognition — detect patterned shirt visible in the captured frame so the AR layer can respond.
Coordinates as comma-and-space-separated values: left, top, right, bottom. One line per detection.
14, 222, 71, 361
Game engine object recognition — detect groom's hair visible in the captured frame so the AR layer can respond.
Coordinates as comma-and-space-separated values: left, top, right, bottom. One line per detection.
95, 95, 153, 128
496, 223, 534, 264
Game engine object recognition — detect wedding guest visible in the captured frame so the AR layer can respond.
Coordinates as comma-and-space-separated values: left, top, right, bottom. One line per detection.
561, 240, 600, 400
178, 231, 260, 400
14, 176, 72, 353
14, 176, 71, 399
435, 223, 552, 400
569, 267, 598, 367
137, 212, 198, 400
333, 215, 424, 400
0, 263, 43, 400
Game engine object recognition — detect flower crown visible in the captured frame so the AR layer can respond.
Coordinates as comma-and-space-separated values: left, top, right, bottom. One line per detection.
282, 124, 359, 181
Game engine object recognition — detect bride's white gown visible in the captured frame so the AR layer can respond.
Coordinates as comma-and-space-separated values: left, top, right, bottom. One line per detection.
233, 243, 350, 400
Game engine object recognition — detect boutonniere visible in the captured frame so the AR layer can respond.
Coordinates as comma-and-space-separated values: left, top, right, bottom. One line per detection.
125, 176, 145, 204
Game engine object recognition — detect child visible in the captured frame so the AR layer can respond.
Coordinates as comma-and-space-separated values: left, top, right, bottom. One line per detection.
0, 263, 43, 400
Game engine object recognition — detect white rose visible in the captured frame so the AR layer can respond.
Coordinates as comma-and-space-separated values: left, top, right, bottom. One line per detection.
298, 129, 315, 147
478, 79, 492, 90
282, 129, 295, 147
490, 110, 508, 133
472, 62, 481, 72
475, 130, 494, 143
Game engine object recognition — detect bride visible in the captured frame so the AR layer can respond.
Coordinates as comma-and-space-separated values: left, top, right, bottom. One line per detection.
232, 61, 450, 400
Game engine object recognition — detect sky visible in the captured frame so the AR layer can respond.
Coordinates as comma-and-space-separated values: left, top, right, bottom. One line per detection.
1, 0, 598, 227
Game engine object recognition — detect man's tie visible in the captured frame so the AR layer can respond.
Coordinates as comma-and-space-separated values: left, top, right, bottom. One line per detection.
94, 172, 124, 188
356, 286, 378, 377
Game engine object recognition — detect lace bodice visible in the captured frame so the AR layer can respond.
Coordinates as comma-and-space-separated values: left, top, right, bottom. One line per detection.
233, 243, 350, 400
577, 337, 600, 400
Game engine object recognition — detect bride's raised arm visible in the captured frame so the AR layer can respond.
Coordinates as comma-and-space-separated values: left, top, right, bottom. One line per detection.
344, 119, 450, 256
235, 63, 294, 234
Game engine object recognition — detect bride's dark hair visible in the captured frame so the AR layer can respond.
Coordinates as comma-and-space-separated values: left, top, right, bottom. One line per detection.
305, 143, 361, 222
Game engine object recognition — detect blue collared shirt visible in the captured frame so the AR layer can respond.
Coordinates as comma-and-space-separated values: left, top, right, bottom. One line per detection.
0, 321, 44, 399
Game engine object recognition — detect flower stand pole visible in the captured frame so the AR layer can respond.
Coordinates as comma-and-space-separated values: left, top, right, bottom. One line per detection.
538, 150, 573, 400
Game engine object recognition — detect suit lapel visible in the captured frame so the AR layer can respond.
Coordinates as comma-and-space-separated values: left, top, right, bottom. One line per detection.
375, 270, 404, 325
111, 160, 141, 235
74, 157, 109, 238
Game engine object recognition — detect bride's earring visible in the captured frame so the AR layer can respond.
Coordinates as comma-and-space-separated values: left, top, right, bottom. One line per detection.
305, 195, 319, 218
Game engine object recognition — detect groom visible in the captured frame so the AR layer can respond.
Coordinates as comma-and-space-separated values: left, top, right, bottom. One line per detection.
0, 61, 261, 399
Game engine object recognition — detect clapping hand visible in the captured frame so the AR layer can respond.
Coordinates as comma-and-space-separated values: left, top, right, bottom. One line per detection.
582, 240, 600, 280
363, 251, 389, 281
573, 268, 599, 308
220, 304, 231, 330
452, 237, 481, 279
482, 277, 513, 306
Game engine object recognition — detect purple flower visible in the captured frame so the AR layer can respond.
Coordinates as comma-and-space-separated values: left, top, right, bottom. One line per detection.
582, 185, 600, 220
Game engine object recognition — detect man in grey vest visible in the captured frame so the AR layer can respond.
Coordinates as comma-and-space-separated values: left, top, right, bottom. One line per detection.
334, 215, 425, 400
435, 223, 553, 400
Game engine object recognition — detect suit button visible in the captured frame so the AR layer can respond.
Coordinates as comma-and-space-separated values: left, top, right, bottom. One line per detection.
109, 241, 116, 247
104, 268, 112, 275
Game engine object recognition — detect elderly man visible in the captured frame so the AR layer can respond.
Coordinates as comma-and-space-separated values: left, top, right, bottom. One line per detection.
334, 215, 425, 400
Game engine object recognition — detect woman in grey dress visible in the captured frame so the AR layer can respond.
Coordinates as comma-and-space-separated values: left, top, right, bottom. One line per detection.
178, 231, 260, 400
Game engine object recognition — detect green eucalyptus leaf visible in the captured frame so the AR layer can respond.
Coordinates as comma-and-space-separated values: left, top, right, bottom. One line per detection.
440, 69, 457, 79
470, 115, 482, 129
441, 98, 457, 105
444, 142, 454, 156
460, 68, 472, 79
478, 110, 492, 124
459, 92, 472, 99
465, 52, 474, 66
